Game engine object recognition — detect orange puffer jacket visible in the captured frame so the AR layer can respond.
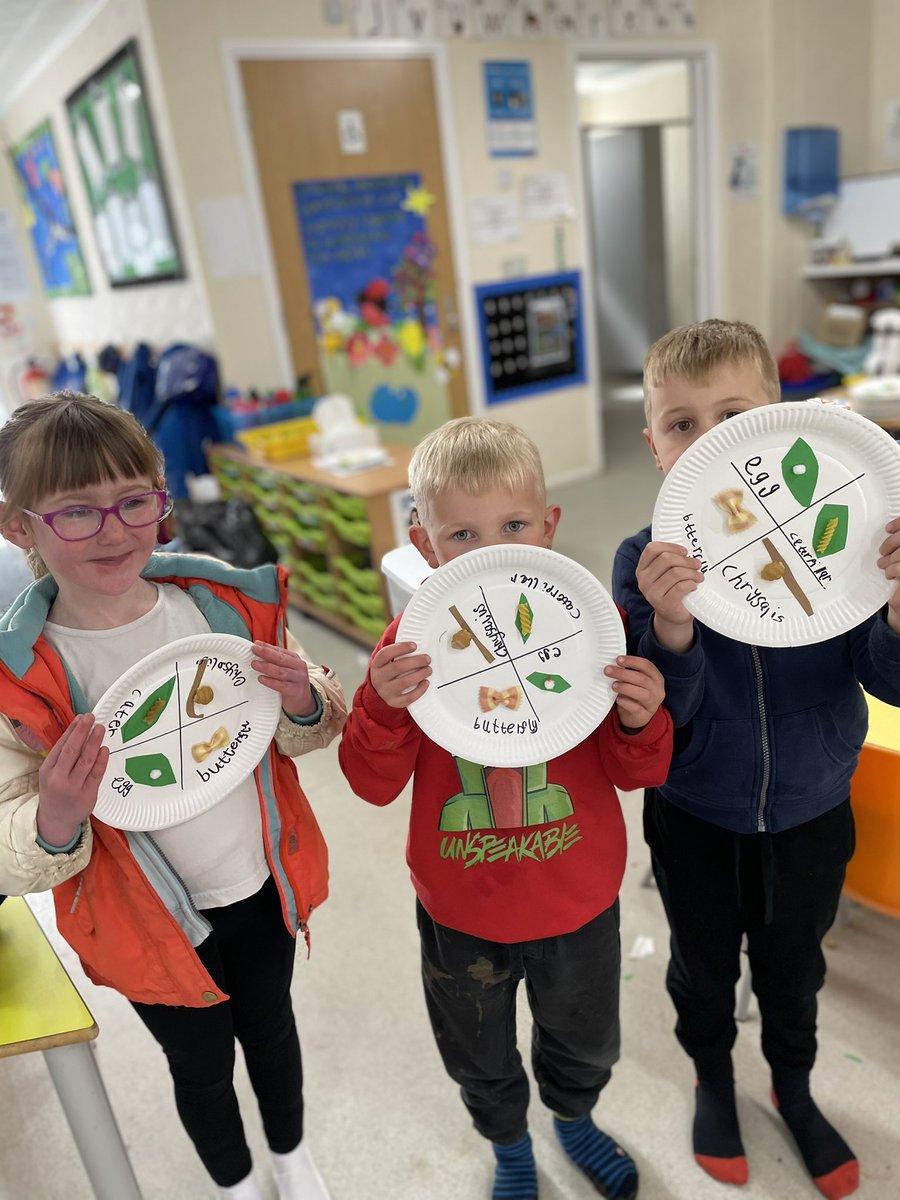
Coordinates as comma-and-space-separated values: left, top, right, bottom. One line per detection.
0, 555, 346, 1007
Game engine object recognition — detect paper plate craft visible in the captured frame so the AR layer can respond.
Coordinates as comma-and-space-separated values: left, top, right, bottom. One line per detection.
92, 633, 282, 830
652, 401, 900, 647
397, 544, 625, 767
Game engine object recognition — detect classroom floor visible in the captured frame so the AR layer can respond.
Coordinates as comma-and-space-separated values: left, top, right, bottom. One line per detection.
2, 403, 898, 1200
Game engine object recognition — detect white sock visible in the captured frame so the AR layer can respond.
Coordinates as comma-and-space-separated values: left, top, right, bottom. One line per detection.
217, 1167, 264, 1200
271, 1141, 331, 1200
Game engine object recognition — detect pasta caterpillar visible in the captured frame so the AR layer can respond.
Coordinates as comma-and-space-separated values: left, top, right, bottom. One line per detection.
815, 517, 838, 556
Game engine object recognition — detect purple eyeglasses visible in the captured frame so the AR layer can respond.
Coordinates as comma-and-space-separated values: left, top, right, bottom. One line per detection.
22, 491, 173, 542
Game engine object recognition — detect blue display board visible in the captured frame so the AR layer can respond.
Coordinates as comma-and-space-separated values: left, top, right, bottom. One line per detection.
294, 173, 427, 328
476, 272, 585, 404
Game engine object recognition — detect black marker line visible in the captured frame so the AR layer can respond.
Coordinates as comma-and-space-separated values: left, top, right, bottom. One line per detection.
437, 628, 585, 690
109, 699, 250, 757
708, 470, 866, 574
175, 664, 184, 791
467, 586, 540, 723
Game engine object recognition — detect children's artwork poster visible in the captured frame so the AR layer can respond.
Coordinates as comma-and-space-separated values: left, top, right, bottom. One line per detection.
11, 122, 90, 298
293, 173, 455, 445
65, 40, 183, 287
483, 61, 537, 158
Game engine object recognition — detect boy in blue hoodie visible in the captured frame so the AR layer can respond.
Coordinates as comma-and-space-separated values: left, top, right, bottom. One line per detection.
613, 320, 900, 1200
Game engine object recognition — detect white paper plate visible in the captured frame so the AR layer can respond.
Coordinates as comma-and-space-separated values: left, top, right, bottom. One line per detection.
92, 633, 282, 830
397, 544, 625, 767
850, 375, 900, 401
652, 401, 900, 647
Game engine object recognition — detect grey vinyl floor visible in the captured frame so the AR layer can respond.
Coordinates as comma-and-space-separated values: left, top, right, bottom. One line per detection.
2, 404, 898, 1200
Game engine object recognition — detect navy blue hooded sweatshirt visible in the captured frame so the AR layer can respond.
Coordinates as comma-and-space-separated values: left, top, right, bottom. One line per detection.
613, 525, 900, 835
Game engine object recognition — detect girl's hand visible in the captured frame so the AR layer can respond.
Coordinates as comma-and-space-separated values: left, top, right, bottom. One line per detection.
878, 518, 900, 633
605, 655, 666, 732
251, 641, 317, 717
371, 641, 431, 709
37, 714, 108, 847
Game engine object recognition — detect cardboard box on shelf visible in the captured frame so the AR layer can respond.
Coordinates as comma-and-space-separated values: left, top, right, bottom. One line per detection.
816, 303, 868, 348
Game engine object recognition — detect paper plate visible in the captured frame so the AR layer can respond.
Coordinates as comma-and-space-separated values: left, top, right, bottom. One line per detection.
92, 633, 282, 830
652, 401, 900, 647
397, 544, 625, 767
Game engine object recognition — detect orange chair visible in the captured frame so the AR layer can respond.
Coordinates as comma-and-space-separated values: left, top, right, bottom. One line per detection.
845, 694, 900, 917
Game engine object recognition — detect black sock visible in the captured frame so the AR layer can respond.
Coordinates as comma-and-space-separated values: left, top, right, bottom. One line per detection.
772, 1082, 857, 1197
692, 1077, 748, 1184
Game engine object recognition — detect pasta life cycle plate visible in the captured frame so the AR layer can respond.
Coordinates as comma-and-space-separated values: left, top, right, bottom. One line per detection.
92, 634, 282, 830
652, 401, 900, 647
397, 544, 625, 767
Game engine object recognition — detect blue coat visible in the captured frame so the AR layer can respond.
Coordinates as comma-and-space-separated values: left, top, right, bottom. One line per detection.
613, 526, 900, 834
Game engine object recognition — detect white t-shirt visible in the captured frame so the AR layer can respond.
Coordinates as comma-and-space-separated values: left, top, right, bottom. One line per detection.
44, 584, 270, 909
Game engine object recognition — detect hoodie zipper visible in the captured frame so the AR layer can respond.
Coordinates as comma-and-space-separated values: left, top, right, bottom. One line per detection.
750, 646, 770, 832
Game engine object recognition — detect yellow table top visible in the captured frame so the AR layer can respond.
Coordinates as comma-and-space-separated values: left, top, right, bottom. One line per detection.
866, 692, 900, 755
0, 897, 96, 1057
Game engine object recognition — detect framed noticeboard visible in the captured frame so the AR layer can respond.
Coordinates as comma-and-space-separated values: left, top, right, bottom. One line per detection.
66, 40, 183, 286
475, 271, 585, 404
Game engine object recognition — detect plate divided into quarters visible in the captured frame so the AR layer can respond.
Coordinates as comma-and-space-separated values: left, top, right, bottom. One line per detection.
92, 633, 282, 830
397, 544, 625, 768
652, 401, 900, 647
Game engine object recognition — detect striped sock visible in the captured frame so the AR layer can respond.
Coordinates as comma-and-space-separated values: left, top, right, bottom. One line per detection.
492, 1133, 538, 1200
553, 1115, 638, 1199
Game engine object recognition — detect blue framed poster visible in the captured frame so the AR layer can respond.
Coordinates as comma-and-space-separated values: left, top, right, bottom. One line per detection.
476, 271, 585, 404
12, 120, 90, 297
483, 60, 537, 158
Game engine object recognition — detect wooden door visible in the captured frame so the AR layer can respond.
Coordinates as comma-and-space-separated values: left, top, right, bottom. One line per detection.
241, 57, 468, 445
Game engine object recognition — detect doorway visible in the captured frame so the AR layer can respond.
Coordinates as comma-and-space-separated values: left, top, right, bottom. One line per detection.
576, 51, 716, 412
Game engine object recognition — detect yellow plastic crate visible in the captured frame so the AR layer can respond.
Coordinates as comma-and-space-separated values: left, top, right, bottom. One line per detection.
236, 417, 317, 461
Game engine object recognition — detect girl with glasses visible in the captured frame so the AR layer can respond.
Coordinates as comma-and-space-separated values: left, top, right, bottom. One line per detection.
0, 392, 345, 1200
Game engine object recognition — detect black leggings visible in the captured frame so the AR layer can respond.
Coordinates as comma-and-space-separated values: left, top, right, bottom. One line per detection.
132, 876, 303, 1186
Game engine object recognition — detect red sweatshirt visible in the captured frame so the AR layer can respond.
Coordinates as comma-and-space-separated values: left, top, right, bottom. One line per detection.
339, 616, 673, 943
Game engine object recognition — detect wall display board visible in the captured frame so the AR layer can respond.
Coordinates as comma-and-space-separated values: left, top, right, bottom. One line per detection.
11, 120, 90, 297
66, 41, 183, 286
293, 172, 453, 436
475, 271, 585, 404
